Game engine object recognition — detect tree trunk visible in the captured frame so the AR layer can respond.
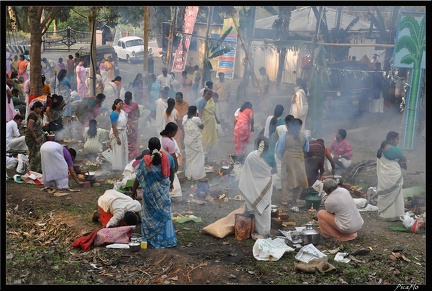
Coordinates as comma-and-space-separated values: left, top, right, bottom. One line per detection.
202, 6, 213, 88
89, 8, 97, 97
8, 6, 19, 31
21, 7, 30, 32
29, 7, 44, 97
28, 7, 61, 97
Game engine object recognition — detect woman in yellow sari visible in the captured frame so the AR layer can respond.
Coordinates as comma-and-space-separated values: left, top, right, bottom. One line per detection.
197, 88, 219, 155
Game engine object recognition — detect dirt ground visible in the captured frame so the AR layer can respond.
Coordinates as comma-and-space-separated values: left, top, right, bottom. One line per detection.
5, 98, 427, 285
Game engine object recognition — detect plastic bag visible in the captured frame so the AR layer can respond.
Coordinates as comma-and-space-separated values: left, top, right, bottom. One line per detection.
16, 154, 29, 174
311, 180, 324, 196
295, 243, 327, 263
400, 212, 415, 229
6, 156, 18, 169
253, 237, 294, 261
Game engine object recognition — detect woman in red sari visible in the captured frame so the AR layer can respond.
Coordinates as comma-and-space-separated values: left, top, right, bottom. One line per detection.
233, 101, 254, 158
123, 91, 141, 159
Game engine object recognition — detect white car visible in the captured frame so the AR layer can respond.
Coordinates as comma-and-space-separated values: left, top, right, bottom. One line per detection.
113, 36, 144, 63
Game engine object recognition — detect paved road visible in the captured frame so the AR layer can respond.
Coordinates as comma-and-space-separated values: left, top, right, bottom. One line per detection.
41, 49, 164, 85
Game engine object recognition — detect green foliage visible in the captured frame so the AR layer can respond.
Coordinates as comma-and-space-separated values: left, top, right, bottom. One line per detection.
115, 6, 144, 26
66, 8, 91, 31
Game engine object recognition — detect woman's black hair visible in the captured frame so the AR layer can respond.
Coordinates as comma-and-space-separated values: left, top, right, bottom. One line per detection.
112, 98, 123, 111
134, 73, 142, 81
96, 93, 106, 102
269, 104, 284, 136
51, 94, 65, 111
112, 76, 122, 82
68, 148, 77, 160
41, 75, 46, 85
148, 137, 162, 165
240, 101, 252, 112
124, 91, 133, 104
88, 119, 97, 138
160, 122, 178, 136
165, 97, 175, 117
31, 101, 44, 111
187, 105, 198, 118
377, 131, 399, 158
288, 118, 302, 140
57, 69, 67, 82
254, 136, 270, 152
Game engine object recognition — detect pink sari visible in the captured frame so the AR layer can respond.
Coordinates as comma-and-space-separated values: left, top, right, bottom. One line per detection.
122, 101, 140, 159
234, 108, 253, 156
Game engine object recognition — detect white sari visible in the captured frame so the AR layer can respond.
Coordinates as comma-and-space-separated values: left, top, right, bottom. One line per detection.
110, 110, 129, 171
238, 150, 273, 236
290, 88, 308, 130
182, 116, 206, 180
273, 124, 287, 189
377, 155, 404, 221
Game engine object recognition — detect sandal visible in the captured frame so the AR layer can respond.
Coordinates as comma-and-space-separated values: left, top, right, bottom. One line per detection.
233, 195, 244, 201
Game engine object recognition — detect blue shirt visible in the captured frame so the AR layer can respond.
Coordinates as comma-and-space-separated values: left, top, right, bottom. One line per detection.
196, 97, 207, 115
110, 111, 120, 123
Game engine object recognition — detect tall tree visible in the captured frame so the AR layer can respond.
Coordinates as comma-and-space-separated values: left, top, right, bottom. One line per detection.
28, 7, 61, 97
7, 6, 20, 31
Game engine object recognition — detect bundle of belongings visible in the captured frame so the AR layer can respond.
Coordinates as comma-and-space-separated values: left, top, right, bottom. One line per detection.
72, 225, 135, 251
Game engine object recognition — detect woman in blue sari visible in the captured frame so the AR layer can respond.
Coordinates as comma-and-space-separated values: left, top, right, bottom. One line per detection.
131, 137, 177, 249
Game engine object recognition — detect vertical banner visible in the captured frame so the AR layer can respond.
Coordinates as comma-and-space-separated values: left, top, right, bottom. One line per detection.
172, 6, 199, 73
216, 18, 238, 79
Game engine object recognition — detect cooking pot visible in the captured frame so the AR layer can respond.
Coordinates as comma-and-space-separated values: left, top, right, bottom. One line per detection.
85, 171, 96, 181
301, 223, 320, 245
221, 166, 231, 175
271, 205, 279, 218
129, 242, 140, 252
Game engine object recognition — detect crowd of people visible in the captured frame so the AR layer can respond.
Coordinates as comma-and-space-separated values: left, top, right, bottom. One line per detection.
6, 50, 410, 249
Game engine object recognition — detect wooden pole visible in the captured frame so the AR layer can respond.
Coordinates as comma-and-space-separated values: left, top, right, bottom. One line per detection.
201, 6, 213, 88
167, 7, 176, 70
89, 8, 96, 97
144, 6, 149, 76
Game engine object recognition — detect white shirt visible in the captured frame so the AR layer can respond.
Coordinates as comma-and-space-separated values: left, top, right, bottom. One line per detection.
324, 187, 364, 233
98, 189, 142, 228
157, 73, 173, 90
6, 120, 20, 151
172, 79, 181, 92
